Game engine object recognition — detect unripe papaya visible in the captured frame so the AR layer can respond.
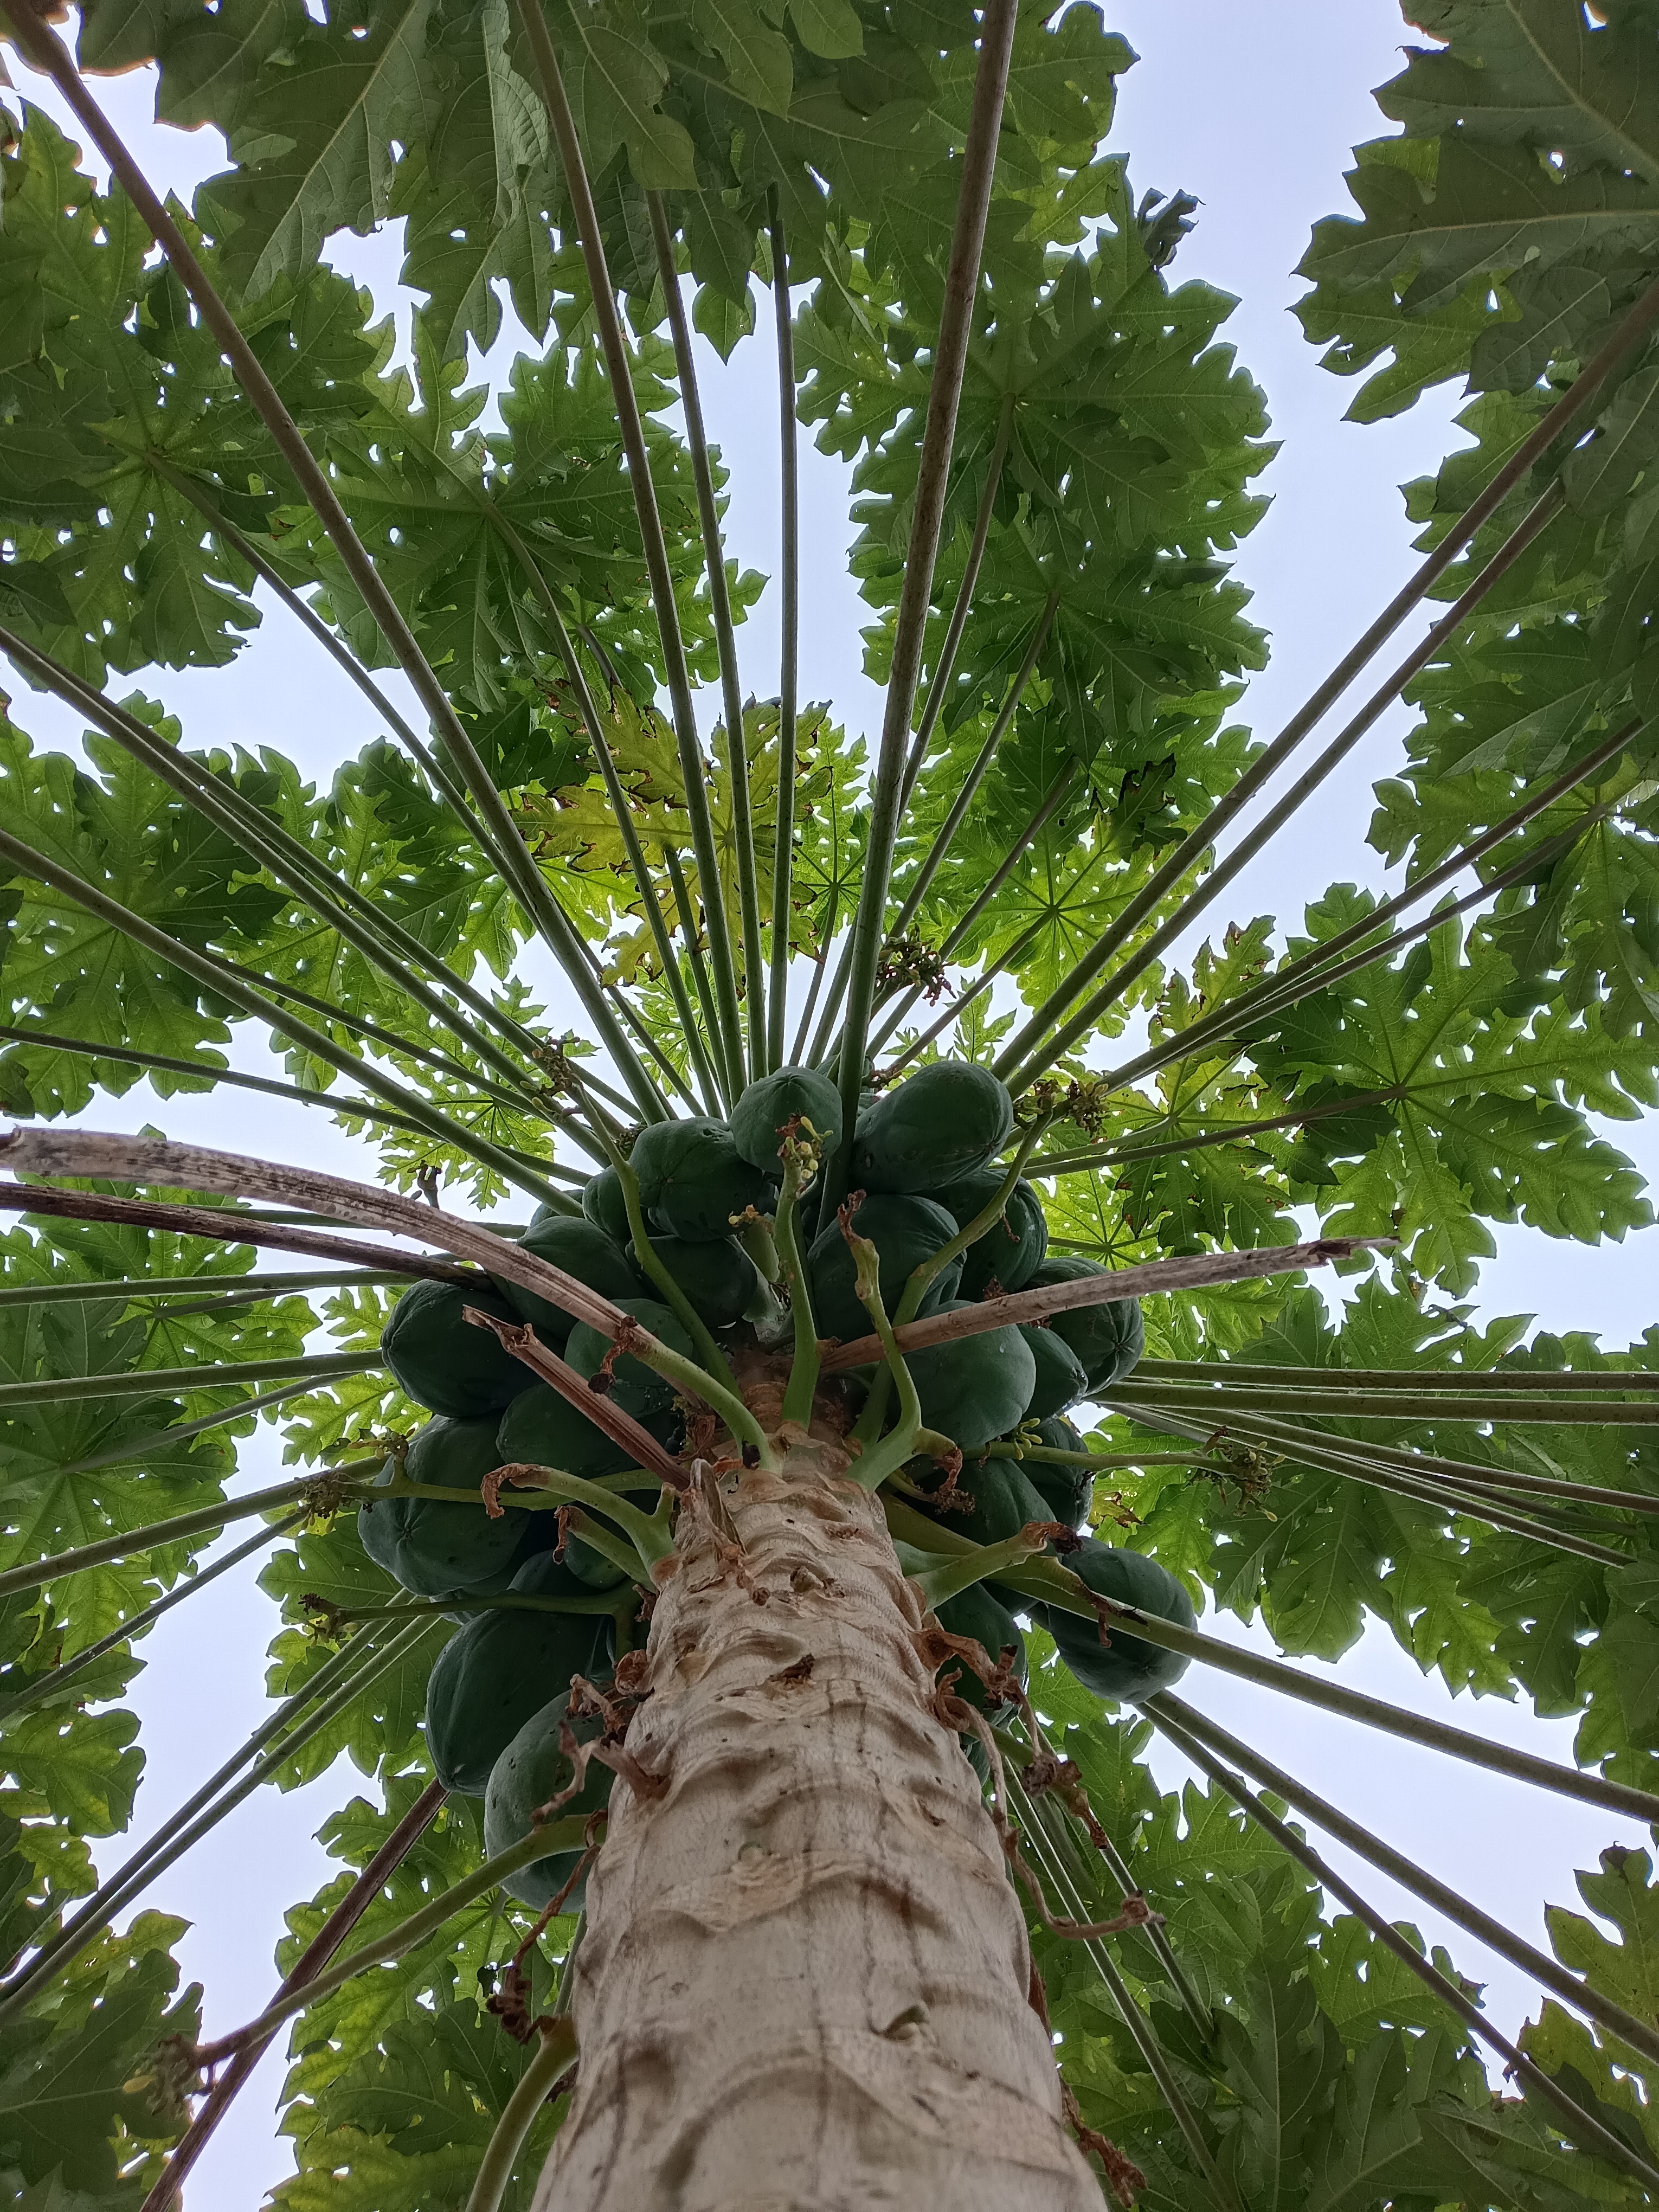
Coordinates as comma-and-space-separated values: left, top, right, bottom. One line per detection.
1037, 1414, 1085, 1453
1033, 1538, 1194, 1703
1025, 1258, 1144, 1392
629, 1233, 757, 1328
630, 1117, 770, 1240
921, 1454, 1051, 1552
730, 1064, 843, 1171
935, 1169, 1048, 1297
484, 1687, 614, 1910
805, 1192, 961, 1342
908, 1303, 1036, 1453
498, 1217, 638, 1342
852, 1061, 1013, 1195
1020, 1442, 1093, 1531
581, 1166, 633, 1245
496, 1384, 634, 1480
565, 1297, 695, 1418
358, 1417, 532, 1599
381, 1278, 528, 1421
1019, 1321, 1088, 1420
423, 1552, 614, 1794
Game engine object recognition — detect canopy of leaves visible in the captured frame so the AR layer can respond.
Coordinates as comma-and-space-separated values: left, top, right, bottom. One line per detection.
0, 0, 1658, 2200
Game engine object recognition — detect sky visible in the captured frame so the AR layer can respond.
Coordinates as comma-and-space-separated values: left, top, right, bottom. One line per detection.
3, 2, 1656, 2198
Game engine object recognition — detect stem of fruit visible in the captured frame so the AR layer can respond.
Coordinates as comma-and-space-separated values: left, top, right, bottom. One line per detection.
878, 1493, 1659, 1824
513, 2, 748, 1097
767, 189, 800, 1076
477, 1306, 769, 1472
996, 1724, 1215, 2042
484, 517, 721, 1118
985, 1442, 1218, 1470
191, 1823, 591, 2067
0, 825, 566, 1208
0, 1510, 307, 1727
383, 1463, 668, 1571
1110, 1377, 1659, 1432
139, 1780, 449, 2212
792, 879, 842, 1065
818, 0, 1020, 1224
1146, 1703, 1659, 2195
1120, 1396, 1645, 1543
0, 1130, 628, 1342
773, 1149, 823, 1428
0, 1348, 374, 1412
0, 622, 557, 1109
1091, 808, 1602, 1113
898, 1118, 1053, 1329
877, 911, 1051, 1075
579, 1110, 741, 1390
1135, 1359, 1659, 1394
0, 1020, 544, 1166
0, 1472, 365, 1599
321, 1591, 627, 1625
1154, 1692, 1659, 2071
0, 2, 668, 1125
647, 191, 764, 1083
464, 2016, 579, 2212
911, 1525, 1054, 1609
1102, 718, 1642, 1096
886, 591, 1059, 944
660, 841, 740, 1105
0, 1180, 478, 1285
840, 1220, 929, 1488
898, 391, 1018, 815
996, 483, 1564, 1090
147, 464, 476, 810
819, 1233, 1392, 1372
0, 1616, 432, 2021
1008, 1776, 1244, 2212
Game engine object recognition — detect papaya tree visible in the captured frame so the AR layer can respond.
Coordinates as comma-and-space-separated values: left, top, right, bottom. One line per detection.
4, 0, 1659, 2202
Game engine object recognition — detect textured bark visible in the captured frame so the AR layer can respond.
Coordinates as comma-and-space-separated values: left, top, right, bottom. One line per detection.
536, 1381, 1099, 2211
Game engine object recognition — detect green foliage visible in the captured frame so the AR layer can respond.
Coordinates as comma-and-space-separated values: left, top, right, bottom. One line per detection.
4, 0, 1659, 2197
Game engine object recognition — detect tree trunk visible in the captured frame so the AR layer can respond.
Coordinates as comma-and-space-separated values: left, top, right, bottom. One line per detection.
536, 1378, 1099, 2210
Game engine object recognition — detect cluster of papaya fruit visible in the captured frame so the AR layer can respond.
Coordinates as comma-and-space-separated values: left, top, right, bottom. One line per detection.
358, 1056, 1191, 1874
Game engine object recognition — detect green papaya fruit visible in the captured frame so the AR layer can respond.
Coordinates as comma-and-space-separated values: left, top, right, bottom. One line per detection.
1019, 1322, 1088, 1420
498, 1217, 638, 1342
936, 1170, 1048, 1297
908, 1303, 1037, 1452
1025, 1259, 1145, 1391
484, 1688, 614, 1911
629, 1233, 757, 1328
1036, 1414, 1085, 1453
936, 1584, 1027, 1724
629, 1117, 770, 1241
564, 1297, 695, 1417
806, 1192, 962, 1342
496, 1384, 634, 1480
730, 1065, 843, 1171
852, 1061, 1014, 1195
1033, 1538, 1194, 1703
423, 1552, 614, 1793
357, 1417, 533, 1599
381, 1278, 528, 1421
1019, 1441, 1093, 1530
920, 1455, 1052, 1552
581, 1166, 633, 1245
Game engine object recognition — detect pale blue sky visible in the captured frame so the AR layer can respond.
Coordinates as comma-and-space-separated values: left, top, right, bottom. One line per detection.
4, 4, 1655, 2197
